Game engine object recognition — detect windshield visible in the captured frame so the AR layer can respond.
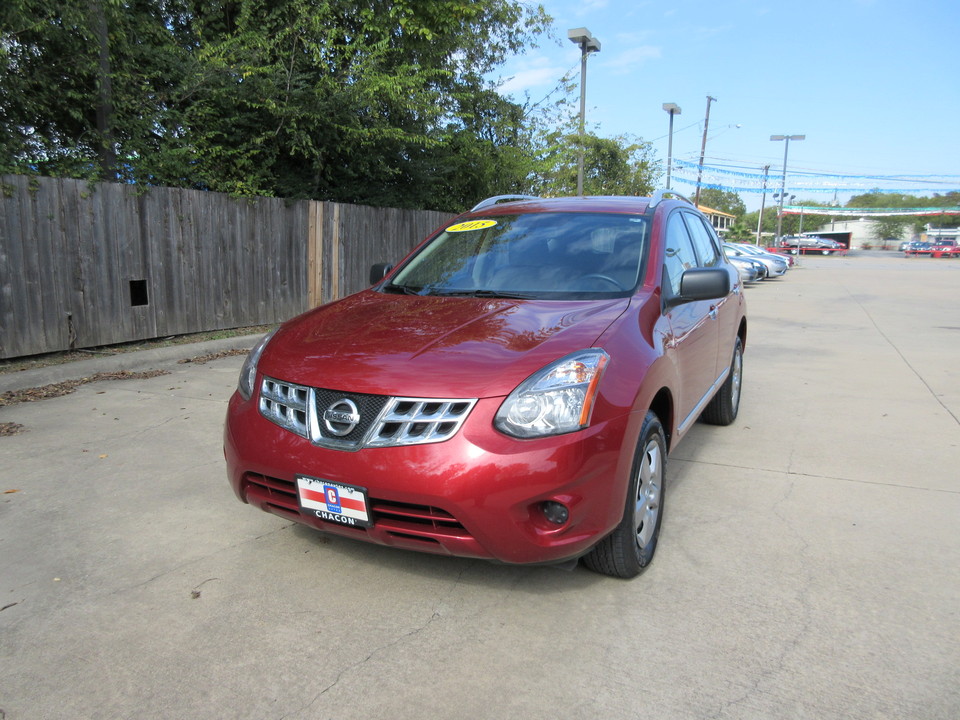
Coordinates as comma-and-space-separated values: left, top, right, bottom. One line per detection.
386, 212, 650, 299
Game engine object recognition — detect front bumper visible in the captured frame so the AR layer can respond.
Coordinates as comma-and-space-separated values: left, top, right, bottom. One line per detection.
224, 391, 639, 565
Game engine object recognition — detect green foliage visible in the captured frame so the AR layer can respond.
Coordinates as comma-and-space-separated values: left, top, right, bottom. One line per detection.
724, 221, 754, 242
697, 188, 745, 216
848, 191, 960, 230
1, 0, 552, 210
529, 124, 660, 197
869, 217, 910, 242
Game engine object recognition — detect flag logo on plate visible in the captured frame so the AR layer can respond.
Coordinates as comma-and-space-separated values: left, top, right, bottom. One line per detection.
296, 476, 371, 527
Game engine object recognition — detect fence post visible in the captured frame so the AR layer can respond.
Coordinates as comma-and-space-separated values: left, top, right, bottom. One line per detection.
308, 200, 322, 307
331, 203, 341, 301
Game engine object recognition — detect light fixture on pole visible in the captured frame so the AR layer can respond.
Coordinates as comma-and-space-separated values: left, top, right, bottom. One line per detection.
770, 134, 804, 242
662, 103, 681, 190
568, 28, 601, 196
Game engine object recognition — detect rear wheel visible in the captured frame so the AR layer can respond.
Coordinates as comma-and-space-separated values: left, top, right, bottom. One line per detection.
583, 412, 666, 579
702, 336, 743, 426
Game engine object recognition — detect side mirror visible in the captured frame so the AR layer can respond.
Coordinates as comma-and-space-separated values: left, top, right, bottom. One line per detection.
369, 263, 394, 285
665, 268, 730, 308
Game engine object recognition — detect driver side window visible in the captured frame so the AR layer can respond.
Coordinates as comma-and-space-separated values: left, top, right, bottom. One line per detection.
663, 212, 699, 296
684, 212, 721, 267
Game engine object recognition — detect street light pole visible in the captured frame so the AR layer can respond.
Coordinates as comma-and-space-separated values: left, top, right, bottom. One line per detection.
568, 28, 601, 196
662, 103, 681, 190
694, 95, 716, 206
770, 134, 804, 243
756, 164, 769, 245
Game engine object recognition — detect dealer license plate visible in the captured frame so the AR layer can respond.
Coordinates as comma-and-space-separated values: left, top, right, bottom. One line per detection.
296, 475, 372, 528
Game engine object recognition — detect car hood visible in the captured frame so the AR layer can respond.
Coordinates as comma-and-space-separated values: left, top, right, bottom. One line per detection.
259, 290, 630, 398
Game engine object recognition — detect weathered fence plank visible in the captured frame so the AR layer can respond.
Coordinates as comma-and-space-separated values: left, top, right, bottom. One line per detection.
0, 175, 455, 359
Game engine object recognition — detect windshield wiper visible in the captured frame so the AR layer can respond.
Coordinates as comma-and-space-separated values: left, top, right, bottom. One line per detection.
385, 285, 535, 299
431, 289, 537, 299
383, 283, 424, 295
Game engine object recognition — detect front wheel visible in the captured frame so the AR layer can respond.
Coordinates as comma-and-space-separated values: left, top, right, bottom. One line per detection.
583, 412, 666, 579
702, 336, 743, 426
821, 249, 830, 255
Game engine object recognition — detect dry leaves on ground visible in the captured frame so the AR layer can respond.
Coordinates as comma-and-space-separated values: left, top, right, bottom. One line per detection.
0, 370, 170, 409
178, 349, 248, 365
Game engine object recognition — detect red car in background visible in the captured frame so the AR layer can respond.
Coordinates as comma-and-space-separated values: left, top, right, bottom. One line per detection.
224, 192, 747, 578
932, 240, 960, 258
904, 240, 959, 257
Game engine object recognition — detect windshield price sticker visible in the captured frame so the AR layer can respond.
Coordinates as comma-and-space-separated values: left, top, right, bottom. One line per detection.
446, 219, 498, 233
297, 476, 372, 528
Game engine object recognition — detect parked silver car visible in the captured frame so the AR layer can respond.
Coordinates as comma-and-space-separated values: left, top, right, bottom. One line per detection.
725, 255, 764, 283
724, 243, 788, 278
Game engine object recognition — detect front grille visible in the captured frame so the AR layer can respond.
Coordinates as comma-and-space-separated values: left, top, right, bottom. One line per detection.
244, 472, 298, 512
260, 378, 310, 437
259, 376, 476, 450
366, 398, 475, 447
369, 498, 468, 534
244, 472, 471, 539
313, 388, 390, 447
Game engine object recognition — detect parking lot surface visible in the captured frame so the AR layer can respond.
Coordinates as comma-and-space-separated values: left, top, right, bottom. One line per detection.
2, 252, 958, 719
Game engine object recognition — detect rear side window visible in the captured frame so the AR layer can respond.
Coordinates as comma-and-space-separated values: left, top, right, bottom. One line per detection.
683, 212, 722, 267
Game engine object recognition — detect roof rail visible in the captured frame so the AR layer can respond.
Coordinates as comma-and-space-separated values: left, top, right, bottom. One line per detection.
470, 194, 540, 212
649, 189, 694, 209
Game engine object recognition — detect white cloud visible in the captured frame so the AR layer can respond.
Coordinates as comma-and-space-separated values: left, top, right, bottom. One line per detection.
498, 66, 568, 95
602, 46, 662, 73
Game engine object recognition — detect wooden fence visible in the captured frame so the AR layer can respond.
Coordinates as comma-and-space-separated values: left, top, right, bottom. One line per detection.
0, 175, 452, 359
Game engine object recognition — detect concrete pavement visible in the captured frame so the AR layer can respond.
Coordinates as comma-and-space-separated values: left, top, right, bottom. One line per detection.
1, 252, 958, 719
0, 334, 266, 394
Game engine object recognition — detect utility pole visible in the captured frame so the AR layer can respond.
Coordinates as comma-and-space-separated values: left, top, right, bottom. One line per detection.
694, 95, 716, 206
756, 165, 770, 245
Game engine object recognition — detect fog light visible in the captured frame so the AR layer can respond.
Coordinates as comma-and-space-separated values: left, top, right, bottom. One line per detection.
541, 501, 569, 525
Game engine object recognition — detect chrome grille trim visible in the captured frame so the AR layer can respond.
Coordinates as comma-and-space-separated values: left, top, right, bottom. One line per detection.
366, 398, 477, 447
260, 378, 310, 438
258, 377, 475, 450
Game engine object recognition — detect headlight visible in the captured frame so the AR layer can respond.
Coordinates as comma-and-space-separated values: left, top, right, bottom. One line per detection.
495, 349, 609, 438
237, 329, 277, 400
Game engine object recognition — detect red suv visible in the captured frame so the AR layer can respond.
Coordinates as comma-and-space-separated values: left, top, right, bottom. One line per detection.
224, 192, 747, 578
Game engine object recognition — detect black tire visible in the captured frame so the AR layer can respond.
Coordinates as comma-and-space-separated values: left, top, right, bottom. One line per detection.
583, 412, 666, 579
821, 249, 830, 255
701, 336, 743, 426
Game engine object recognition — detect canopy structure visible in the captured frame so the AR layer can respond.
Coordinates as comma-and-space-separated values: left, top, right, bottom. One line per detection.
781, 206, 960, 217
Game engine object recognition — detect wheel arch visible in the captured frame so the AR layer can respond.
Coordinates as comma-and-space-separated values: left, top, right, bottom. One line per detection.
648, 387, 675, 452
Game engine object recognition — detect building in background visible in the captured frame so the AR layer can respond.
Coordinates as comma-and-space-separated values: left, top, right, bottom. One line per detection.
696, 205, 736, 235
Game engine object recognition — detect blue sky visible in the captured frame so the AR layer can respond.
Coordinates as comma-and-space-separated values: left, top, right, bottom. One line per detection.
493, 0, 960, 211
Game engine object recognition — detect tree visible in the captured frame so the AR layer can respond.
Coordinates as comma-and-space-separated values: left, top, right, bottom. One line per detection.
869, 217, 911, 243
848, 191, 960, 232
1, 0, 550, 210
724, 221, 754, 242
530, 130, 659, 197
1, 0, 194, 181
696, 187, 745, 217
